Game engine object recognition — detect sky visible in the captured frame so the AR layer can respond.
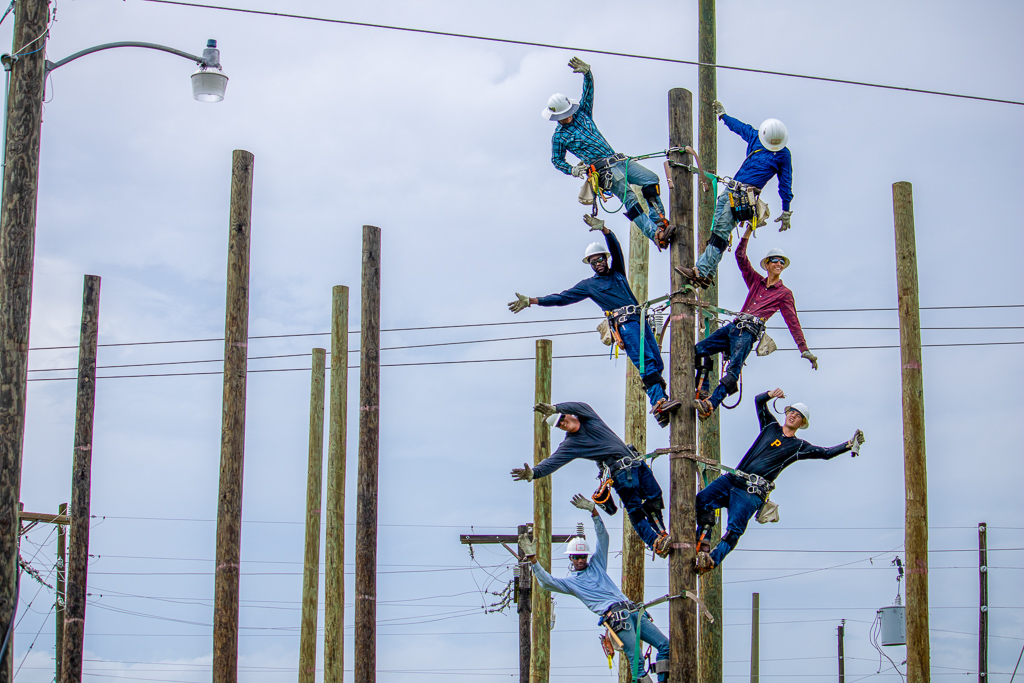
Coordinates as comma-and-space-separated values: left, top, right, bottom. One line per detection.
7, 0, 1024, 681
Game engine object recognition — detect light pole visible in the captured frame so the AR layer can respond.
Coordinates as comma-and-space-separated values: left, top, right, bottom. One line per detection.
0, 0, 227, 673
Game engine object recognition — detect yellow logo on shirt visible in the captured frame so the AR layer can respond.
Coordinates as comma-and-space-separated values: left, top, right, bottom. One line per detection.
770, 439, 781, 447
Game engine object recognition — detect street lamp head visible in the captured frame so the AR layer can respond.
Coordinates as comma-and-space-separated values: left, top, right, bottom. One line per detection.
191, 39, 227, 102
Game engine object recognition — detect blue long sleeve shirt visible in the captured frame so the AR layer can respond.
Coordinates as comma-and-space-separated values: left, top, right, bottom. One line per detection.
532, 513, 628, 616
531, 402, 632, 479
550, 72, 616, 175
535, 230, 637, 312
721, 114, 794, 211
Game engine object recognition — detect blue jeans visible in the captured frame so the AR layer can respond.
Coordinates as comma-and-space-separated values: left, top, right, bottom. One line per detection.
616, 611, 671, 682
617, 318, 667, 409
612, 462, 664, 548
695, 191, 737, 278
608, 159, 667, 243
694, 322, 757, 408
695, 474, 763, 566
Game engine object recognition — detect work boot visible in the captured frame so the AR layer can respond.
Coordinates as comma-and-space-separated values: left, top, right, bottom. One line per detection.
652, 532, 672, 558
696, 531, 711, 554
653, 224, 674, 251
654, 410, 670, 428
675, 265, 712, 289
693, 398, 713, 420
695, 387, 711, 401
652, 397, 682, 416
694, 551, 716, 575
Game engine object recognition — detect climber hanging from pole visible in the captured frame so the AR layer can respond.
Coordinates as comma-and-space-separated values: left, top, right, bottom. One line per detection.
694, 388, 865, 574
507, 222, 681, 425
689, 223, 818, 419
543, 56, 675, 249
511, 402, 671, 557
677, 100, 794, 288
519, 494, 671, 683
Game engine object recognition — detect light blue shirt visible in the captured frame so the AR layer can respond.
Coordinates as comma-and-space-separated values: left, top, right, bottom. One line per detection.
532, 514, 628, 616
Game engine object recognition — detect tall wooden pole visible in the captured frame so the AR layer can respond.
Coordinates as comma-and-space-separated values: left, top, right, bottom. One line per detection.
892, 181, 930, 683
517, 523, 532, 683
668, 88, 699, 683
837, 620, 845, 683
324, 285, 349, 683
749, 593, 759, 683
354, 226, 381, 683
696, 2, 723, 682
621, 224, 648, 683
978, 523, 987, 683
55, 502, 67, 682
212, 150, 254, 683
298, 349, 326, 683
60, 274, 101, 683
0, 3, 51, 677
531, 339, 552, 683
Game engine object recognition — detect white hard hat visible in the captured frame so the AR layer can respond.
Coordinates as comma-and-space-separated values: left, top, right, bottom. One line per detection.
583, 242, 611, 264
541, 93, 579, 121
760, 247, 791, 271
758, 118, 789, 152
545, 413, 564, 428
784, 402, 810, 429
564, 535, 590, 556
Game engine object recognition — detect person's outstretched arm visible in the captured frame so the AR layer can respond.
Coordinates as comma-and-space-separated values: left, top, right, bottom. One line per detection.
721, 114, 759, 146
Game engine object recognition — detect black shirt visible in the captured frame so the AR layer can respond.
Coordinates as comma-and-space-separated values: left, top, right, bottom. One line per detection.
532, 402, 633, 479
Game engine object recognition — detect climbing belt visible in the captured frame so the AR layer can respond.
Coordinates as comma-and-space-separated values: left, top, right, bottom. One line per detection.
646, 445, 774, 498
589, 147, 689, 218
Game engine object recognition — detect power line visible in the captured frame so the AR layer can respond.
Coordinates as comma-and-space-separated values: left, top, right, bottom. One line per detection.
139, 0, 1024, 107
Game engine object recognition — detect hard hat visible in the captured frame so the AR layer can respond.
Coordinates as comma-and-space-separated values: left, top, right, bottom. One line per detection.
545, 413, 564, 428
563, 535, 590, 556
784, 402, 810, 429
541, 93, 579, 121
760, 247, 791, 272
583, 242, 611, 264
758, 118, 789, 152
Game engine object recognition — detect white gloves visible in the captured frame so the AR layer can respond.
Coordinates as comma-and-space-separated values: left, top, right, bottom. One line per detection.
713, 100, 726, 119
568, 56, 590, 74
848, 429, 865, 456
801, 350, 818, 370
518, 531, 537, 558
508, 293, 531, 314
583, 215, 605, 232
533, 403, 557, 418
775, 210, 793, 232
571, 162, 588, 178
571, 493, 596, 513
511, 462, 534, 482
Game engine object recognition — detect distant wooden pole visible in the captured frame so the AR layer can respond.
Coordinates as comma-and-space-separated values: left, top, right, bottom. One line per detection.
668, 88, 698, 683
621, 224, 648, 683
354, 226, 381, 683
697, 2, 723, 682
978, 523, 987, 683
749, 593, 759, 683
212, 150, 255, 683
0, 2, 51, 677
531, 339, 552, 683
837, 619, 845, 683
298, 349, 326, 683
517, 523, 532, 683
892, 181, 930, 683
55, 502, 67, 682
60, 274, 101, 683
324, 285, 349, 683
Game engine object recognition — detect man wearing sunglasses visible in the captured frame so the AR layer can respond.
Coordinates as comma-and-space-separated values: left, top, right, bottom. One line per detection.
507, 223, 681, 426
690, 223, 818, 419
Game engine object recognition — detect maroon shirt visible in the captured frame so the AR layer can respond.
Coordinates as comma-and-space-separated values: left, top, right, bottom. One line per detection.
736, 237, 809, 353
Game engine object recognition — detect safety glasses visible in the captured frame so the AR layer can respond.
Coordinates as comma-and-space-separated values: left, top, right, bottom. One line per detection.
767, 257, 786, 265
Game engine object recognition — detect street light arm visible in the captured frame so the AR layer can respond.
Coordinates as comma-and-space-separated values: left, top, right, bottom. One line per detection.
45, 41, 214, 73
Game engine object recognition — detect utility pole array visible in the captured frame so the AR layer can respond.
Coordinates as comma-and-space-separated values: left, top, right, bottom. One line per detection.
298, 349, 326, 683
532, 339, 553, 683
55, 502, 68, 682
749, 593, 759, 683
978, 523, 987, 683
837, 619, 846, 683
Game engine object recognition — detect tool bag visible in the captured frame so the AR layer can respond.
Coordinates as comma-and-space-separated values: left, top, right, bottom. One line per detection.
578, 175, 596, 205
756, 498, 780, 524
597, 319, 614, 346
592, 478, 618, 515
755, 332, 777, 356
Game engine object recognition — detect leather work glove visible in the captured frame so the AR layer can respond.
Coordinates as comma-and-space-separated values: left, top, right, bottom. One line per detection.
571, 162, 588, 178
511, 462, 534, 482
508, 293, 531, 314
571, 493, 596, 513
583, 214, 606, 232
568, 56, 590, 74
848, 429, 865, 456
518, 531, 537, 559
775, 210, 793, 232
801, 350, 819, 370
713, 100, 726, 119
533, 403, 558, 418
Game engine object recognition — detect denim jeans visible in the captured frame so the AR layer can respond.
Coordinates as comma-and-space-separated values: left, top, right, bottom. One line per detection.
612, 462, 664, 548
608, 159, 668, 242
694, 322, 757, 408
695, 474, 764, 566
695, 191, 737, 277
616, 611, 671, 682
617, 318, 667, 409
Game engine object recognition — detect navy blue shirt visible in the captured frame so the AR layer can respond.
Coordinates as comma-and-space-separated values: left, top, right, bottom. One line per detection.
532, 402, 632, 479
535, 230, 637, 313
731, 392, 850, 484
722, 114, 794, 211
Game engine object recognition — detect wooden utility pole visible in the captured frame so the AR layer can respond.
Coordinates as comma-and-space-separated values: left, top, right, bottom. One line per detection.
212, 150, 254, 683
324, 285, 349, 683
978, 523, 987, 683
517, 524, 532, 683
531, 339, 553, 683
55, 502, 67, 682
837, 619, 845, 683
749, 593, 759, 683
0, 2, 51, 677
355, 225, 381, 683
298, 349, 326, 683
61, 274, 101, 683
620, 223, 648, 683
696, 2, 723, 682
892, 181, 930, 683
667, 88, 699, 683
